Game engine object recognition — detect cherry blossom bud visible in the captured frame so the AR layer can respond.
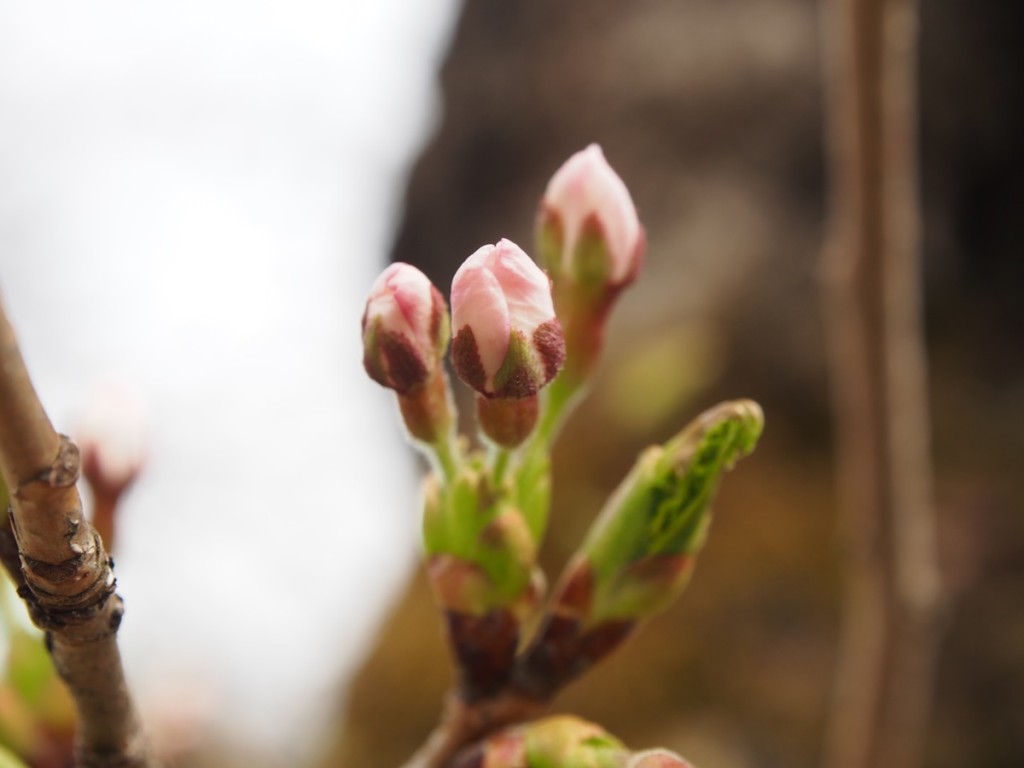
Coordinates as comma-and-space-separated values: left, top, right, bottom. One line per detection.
523, 716, 625, 768
454, 717, 628, 768
75, 379, 149, 550
422, 462, 546, 700
76, 380, 148, 492
450, 239, 565, 400
628, 749, 694, 768
362, 262, 449, 395
536, 146, 645, 391
539, 143, 644, 289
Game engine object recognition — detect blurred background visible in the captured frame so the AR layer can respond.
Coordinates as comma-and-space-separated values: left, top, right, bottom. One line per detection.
2, 1, 1023, 767
0, 1, 457, 765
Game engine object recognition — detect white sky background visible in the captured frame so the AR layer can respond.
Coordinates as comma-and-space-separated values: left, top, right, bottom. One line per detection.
0, 0, 459, 762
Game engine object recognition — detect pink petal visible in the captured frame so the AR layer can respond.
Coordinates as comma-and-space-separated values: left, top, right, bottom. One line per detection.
385, 263, 435, 352
452, 246, 511, 384
491, 239, 555, 334
363, 262, 445, 389
544, 144, 640, 283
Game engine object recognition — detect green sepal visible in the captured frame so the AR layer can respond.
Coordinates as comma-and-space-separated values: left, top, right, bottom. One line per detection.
493, 330, 543, 399
422, 456, 539, 615
513, 440, 552, 543
422, 461, 489, 559
536, 209, 566, 279
568, 219, 615, 296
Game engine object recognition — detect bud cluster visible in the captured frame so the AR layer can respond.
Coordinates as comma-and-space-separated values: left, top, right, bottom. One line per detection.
358, 145, 762, 764
628, 749, 695, 768
451, 239, 565, 401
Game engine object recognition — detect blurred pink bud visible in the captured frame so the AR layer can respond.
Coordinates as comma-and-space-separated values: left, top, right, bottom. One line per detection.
451, 239, 565, 398
362, 262, 450, 394
541, 143, 643, 286
76, 379, 148, 493
628, 749, 694, 768
144, 675, 217, 761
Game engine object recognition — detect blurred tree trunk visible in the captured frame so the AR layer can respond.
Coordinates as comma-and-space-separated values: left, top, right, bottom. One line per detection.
820, 1, 944, 768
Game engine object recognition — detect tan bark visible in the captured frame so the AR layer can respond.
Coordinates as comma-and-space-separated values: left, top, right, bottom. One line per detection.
0, 296, 154, 767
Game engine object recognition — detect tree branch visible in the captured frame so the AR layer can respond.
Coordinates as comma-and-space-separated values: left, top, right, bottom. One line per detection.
401, 690, 545, 768
0, 295, 154, 767
819, 0, 945, 767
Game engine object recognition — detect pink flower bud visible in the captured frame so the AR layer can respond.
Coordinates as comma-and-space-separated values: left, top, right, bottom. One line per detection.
450, 239, 565, 399
628, 749, 694, 768
540, 143, 643, 286
76, 379, 149, 493
75, 379, 149, 551
362, 262, 449, 394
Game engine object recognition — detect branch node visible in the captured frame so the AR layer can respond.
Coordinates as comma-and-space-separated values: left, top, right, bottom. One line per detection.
13, 436, 80, 501
14, 529, 118, 632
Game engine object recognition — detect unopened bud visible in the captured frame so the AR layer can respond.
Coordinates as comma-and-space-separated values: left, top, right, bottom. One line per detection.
451, 239, 565, 401
537, 145, 645, 386
454, 716, 628, 768
75, 379, 148, 550
628, 749, 695, 768
424, 466, 539, 617
539, 144, 643, 289
76, 380, 148, 493
362, 262, 449, 395
524, 716, 626, 768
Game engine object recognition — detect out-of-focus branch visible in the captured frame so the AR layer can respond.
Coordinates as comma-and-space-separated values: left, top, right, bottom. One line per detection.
0, 296, 154, 768
402, 691, 545, 768
820, 0, 944, 767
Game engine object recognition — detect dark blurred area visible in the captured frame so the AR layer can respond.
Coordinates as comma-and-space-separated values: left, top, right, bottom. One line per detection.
324, 1, 1024, 766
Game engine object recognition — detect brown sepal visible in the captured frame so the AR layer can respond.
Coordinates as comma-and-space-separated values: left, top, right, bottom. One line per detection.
366, 327, 430, 393
533, 320, 566, 384
452, 326, 488, 394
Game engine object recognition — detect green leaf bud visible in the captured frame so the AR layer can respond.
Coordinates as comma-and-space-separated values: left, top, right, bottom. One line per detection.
524, 716, 626, 768
513, 400, 762, 698
582, 399, 763, 623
